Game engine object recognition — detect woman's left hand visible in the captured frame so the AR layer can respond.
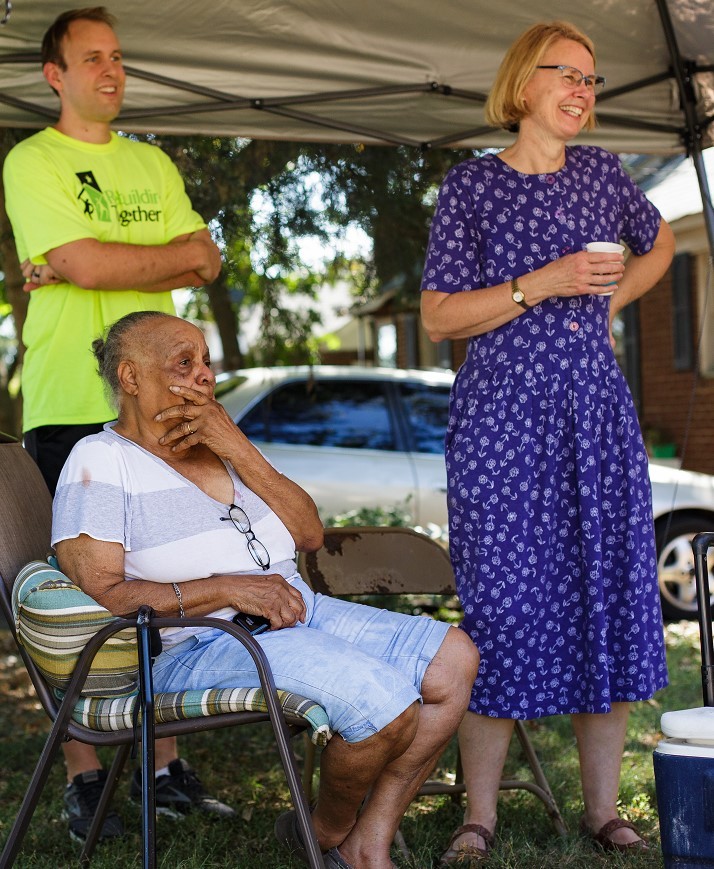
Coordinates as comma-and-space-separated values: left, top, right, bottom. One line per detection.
154, 385, 243, 455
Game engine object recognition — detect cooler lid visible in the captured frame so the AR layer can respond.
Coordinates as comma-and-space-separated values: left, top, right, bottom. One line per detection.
655, 738, 714, 758
661, 706, 714, 742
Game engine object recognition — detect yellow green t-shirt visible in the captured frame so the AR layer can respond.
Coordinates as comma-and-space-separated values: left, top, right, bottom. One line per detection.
3, 128, 207, 431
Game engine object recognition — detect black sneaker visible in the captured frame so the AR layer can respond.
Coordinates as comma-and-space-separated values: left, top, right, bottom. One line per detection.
130, 758, 236, 820
61, 769, 125, 843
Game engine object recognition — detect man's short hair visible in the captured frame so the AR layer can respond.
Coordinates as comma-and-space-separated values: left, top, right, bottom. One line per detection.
41, 6, 117, 68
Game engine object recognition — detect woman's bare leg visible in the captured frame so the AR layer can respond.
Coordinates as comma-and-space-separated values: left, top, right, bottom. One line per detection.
444, 711, 515, 854
571, 703, 642, 846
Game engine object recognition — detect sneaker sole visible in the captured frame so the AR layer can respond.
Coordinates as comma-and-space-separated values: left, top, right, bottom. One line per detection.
67, 828, 88, 845
155, 804, 185, 821
61, 809, 124, 844
129, 795, 186, 821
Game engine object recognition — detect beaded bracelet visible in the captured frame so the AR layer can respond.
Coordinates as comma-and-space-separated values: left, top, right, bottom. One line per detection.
172, 582, 185, 618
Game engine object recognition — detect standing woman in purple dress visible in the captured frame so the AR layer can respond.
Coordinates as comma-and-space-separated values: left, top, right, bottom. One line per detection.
421, 20, 675, 864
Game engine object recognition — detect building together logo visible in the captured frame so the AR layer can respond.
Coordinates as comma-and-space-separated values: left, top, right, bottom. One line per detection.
75, 171, 162, 227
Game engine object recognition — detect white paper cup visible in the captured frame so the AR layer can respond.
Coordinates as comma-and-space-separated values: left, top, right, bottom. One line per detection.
586, 242, 625, 295
586, 242, 625, 254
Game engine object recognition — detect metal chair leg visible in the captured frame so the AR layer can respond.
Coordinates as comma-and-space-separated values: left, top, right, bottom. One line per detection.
137, 606, 157, 869
0, 721, 67, 868
417, 727, 568, 838
0, 618, 139, 868
221, 621, 324, 868
263, 685, 324, 868
512, 721, 568, 836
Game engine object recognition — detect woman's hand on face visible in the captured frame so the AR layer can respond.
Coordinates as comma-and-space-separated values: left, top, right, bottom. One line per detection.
154, 384, 242, 453
538, 250, 625, 298
230, 574, 307, 630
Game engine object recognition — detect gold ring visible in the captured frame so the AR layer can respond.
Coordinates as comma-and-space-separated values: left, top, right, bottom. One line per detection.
188, 424, 195, 434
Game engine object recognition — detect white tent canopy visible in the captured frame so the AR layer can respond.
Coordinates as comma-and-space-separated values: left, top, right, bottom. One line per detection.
1, 0, 713, 241
1, 0, 712, 149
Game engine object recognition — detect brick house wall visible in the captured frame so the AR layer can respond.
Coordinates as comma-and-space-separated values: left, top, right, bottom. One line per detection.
639, 215, 714, 474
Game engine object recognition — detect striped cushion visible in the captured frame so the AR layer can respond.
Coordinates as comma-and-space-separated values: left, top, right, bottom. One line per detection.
13, 560, 138, 697
13, 560, 332, 745
72, 688, 333, 746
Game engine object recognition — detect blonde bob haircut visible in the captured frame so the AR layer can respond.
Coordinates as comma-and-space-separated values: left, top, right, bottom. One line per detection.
485, 21, 597, 133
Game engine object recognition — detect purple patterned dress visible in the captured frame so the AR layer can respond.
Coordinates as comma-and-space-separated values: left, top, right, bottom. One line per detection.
422, 146, 668, 718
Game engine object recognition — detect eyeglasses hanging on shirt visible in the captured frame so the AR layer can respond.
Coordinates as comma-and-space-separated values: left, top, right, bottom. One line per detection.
220, 504, 271, 570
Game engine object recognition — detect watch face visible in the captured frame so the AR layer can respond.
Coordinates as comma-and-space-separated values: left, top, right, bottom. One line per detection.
513, 290, 525, 303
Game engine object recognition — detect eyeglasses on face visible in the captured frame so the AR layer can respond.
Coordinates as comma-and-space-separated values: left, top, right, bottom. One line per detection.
220, 504, 271, 570
536, 65, 606, 94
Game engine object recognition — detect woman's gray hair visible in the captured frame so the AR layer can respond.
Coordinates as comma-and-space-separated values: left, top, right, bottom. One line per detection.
92, 311, 170, 408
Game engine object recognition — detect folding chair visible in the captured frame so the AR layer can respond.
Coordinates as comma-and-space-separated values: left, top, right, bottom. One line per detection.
0, 435, 326, 869
298, 526, 568, 852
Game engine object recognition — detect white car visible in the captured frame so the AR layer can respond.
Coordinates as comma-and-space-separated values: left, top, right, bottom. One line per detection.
216, 365, 714, 620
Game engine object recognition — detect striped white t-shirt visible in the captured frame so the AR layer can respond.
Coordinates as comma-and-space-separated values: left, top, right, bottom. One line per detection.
52, 424, 300, 647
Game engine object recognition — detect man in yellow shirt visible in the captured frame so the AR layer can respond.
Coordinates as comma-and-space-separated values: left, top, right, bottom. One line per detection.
3, 6, 231, 842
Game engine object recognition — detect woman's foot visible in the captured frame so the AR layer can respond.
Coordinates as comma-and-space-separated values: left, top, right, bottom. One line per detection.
439, 823, 494, 865
579, 816, 648, 852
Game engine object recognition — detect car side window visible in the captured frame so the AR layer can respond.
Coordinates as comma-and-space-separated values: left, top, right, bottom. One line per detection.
400, 383, 450, 454
239, 380, 396, 450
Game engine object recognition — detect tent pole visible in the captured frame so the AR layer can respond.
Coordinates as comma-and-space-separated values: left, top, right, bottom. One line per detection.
690, 149, 714, 261
655, 0, 714, 258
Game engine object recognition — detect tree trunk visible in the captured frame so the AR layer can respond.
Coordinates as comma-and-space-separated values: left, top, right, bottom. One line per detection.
0, 130, 27, 347
205, 272, 242, 371
0, 129, 26, 434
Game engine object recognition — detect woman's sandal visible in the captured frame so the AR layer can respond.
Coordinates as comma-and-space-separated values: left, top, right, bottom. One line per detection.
579, 816, 649, 852
439, 823, 495, 865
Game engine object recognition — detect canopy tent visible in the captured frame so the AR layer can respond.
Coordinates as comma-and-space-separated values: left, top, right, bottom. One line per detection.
0, 0, 713, 245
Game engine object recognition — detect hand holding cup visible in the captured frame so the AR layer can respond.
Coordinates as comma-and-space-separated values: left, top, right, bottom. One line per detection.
586, 242, 625, 296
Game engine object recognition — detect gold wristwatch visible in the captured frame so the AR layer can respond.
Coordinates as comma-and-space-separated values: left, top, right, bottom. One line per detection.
510, 277, 530, 310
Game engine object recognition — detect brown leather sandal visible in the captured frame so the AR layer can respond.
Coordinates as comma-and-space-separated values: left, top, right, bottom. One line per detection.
439, 823, 495, 865
580, 817, 649, 852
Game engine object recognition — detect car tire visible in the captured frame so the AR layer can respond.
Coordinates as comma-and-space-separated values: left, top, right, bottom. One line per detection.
655, 514, 714, 621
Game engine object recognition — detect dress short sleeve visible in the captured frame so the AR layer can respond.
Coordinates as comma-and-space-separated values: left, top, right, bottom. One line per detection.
611, 154, 662, 255
421, 162, 481, 293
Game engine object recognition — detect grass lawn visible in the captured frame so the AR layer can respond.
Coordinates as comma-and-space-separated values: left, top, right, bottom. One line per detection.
0, 619, 703, 868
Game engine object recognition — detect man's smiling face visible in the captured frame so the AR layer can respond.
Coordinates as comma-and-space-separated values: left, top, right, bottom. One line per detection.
44, 18, 126, 129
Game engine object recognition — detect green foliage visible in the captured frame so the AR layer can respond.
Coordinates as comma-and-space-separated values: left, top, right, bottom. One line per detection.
324, 499, 414, 528
0, 290, 20, 432
132, 137, 482, 366
151, 136, 338, 367
307, 144, 478, 299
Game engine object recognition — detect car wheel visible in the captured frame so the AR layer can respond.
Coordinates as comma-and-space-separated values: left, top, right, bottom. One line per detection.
656, 515, 714, 621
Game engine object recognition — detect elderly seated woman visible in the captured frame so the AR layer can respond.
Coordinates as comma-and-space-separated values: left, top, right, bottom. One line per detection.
51, 311, 479, 869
